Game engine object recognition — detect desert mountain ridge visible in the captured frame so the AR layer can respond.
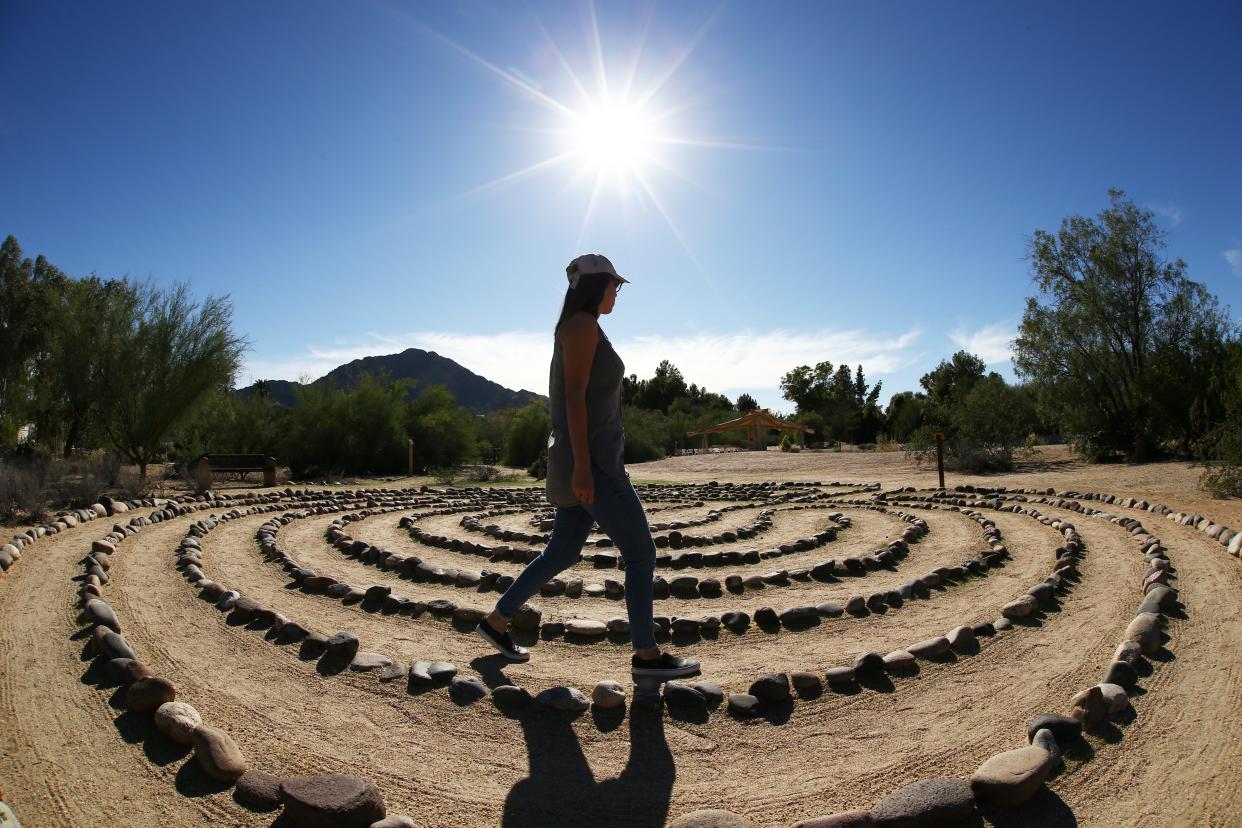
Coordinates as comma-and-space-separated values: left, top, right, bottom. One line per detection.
237, 347, 545, 413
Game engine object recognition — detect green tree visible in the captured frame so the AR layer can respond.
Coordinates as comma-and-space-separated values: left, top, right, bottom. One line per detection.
405, 385, 480, 470
780, 361, 882, 443
0, 235, 66, 445
884, 390, 928, 442
96, 282, 247, 484
1014, 189, 1229, 460
632, 360, 688, 413
34, 275, 137, 456
736, 393, 759, 412
503, 401, 551, 468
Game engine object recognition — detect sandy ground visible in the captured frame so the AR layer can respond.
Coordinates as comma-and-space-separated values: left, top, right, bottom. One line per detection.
0, 445, 1239, 827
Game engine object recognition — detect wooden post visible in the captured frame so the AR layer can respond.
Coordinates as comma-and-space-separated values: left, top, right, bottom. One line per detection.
408, 439, 414, 477
934, 432, 946, 489
702, 434, 709, 452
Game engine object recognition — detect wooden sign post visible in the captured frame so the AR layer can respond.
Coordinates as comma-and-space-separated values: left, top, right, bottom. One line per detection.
934, 432, 946, 490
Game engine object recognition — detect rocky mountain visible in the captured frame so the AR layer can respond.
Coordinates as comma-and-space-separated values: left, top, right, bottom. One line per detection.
238, 348, 543, 413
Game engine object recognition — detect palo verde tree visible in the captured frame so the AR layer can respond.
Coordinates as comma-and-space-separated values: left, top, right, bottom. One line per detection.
96, 282, 247, 484
1014, 189, 1229, 461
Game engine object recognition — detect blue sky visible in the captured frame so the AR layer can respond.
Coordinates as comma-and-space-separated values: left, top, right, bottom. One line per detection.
3, 1, 1241, 411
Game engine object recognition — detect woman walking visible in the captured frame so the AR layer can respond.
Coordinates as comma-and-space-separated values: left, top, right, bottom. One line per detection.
476, 254, 700, 679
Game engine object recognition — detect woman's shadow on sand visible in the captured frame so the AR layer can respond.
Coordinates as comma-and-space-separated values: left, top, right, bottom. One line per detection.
500, 697, 673, 828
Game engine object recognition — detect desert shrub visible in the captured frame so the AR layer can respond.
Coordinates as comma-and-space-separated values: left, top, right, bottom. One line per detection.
0, 457, 49, 522
779, 433, 794, 452
876, 435, 902, 452
431, 467, 458, 485
527, 455, 546, 480
47, 453, 121, 507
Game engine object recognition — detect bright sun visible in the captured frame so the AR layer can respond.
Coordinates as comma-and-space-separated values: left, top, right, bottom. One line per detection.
424, 6, 765, 257
569, 101, 657, 170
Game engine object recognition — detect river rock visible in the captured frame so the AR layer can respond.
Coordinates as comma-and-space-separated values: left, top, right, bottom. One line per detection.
154, 701, 202, 745
970, 745, 1057, 806
748, 672, 791, 703
84, 599, 120, 632
854, 652, 885, 676
882, 650, 917, 674
907, 637, 950, 659
1124, 613, 1162, 655
236, 769, 284, 811
1103, 660, 1137, 688
1113, 640, 1143, 665
535, 686, 590, 712
664, 682, 707, 709
870, 777, 975, 827
449, 676, 489, 704
566, 619, 608, 637
100, 630, 136, 661
1031, 728, 1061, 765
1097, 682, 1129, 713
1069, 686, 1108, 730
946, 625, 976, 651
491, 685, 532, 708
791, 811, 873, 828
1026, 714, 1081, 744
280, 774, 386, 828
667, 810, 756, 828
593, 680, 626, 709
325, 631, 360, 660
192, 725, 248, 782
1001, 595, 1038, 619
349, 652, 392, 672
126, 676, 176, 713
728, 693, 760, 716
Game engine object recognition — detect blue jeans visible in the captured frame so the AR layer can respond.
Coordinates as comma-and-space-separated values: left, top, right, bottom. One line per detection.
495, 466, 658, 652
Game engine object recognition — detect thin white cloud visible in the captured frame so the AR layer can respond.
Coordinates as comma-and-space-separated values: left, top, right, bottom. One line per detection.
239, 327, 925, 406
1146, 201, 1184, 228
1224, 248, 1242, 277
948, 323, 1016, 367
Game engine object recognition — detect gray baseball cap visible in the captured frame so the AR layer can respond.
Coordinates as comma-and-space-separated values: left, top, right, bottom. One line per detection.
566, 253, 629, 289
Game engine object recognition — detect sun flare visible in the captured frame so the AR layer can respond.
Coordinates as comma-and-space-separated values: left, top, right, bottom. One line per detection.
567, 100, 658, 171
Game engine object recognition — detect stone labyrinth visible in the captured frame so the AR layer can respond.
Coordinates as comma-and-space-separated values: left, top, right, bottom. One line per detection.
2, 477, 1240, 827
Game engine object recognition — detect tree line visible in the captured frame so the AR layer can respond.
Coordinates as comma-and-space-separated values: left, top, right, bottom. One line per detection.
3, 188, 1240, 501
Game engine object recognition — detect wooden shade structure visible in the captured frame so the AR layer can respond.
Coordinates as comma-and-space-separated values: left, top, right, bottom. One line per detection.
686, 408, 813, 452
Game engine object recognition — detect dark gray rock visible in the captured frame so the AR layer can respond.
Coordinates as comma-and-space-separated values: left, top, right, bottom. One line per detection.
325, 631, 359, 661
747, 672, 791, 703
870, 777, 976, 827
1103, 660, 1138, 689
236, 770, 284, 812
664, 682, 707, 709
279, 774, 386, 828
728, 693, 760, 716
449, 676, 489, 704
1026, 714, 1081, 744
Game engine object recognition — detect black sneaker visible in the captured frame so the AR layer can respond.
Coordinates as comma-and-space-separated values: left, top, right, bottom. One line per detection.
631, 651, 700, 678
475, 621, 530, 662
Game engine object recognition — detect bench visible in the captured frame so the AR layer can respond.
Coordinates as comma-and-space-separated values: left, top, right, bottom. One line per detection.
190, 453, 278, 488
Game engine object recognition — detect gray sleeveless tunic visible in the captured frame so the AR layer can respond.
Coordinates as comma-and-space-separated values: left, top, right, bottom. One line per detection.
545, 322, 626, 507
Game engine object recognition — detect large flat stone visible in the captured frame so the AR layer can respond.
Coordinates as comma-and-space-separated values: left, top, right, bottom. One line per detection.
667, 810, 757, 828
870, 777, 976, 827
970, 745, 1057, 806
280, 774, 386, 828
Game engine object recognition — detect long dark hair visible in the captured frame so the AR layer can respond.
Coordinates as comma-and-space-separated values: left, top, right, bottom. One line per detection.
554, 271, 613, 335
